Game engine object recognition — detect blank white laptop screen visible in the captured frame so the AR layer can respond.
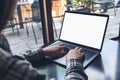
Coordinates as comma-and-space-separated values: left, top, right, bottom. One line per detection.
60, 12, 108, 50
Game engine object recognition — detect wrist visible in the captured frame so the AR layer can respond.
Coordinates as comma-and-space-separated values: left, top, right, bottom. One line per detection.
42, 48, 49, 56
39, 48, 45, 58
66, 59, 83, 69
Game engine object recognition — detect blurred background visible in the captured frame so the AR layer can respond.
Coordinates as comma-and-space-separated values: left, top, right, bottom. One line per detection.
3, 0, 120, 55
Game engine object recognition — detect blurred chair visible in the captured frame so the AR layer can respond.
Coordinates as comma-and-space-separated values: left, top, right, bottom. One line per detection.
5, 17, 20, 35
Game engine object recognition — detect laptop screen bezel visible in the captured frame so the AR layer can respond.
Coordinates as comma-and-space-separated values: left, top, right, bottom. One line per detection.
59, 11, 109, 51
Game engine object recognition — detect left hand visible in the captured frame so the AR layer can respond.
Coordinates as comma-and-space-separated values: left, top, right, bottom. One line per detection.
43, 44, 68, 58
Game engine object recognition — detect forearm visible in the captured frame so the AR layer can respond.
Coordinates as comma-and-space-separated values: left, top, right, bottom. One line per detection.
65, 59, 88, 80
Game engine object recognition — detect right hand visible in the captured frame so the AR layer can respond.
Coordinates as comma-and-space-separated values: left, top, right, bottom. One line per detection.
66, 47, 84, 61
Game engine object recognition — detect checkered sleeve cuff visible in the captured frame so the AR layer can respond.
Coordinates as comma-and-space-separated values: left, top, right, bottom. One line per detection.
23, 47, 45, 62
66, 59, 83, 69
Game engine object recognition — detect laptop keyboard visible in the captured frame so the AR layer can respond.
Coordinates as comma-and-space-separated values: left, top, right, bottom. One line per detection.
57, 41, 97, 60
51, 41, 100, 68
50, 41, 98, 60
82, 48, 97, 60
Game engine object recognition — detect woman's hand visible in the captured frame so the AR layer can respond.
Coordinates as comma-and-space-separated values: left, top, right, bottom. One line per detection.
43, 44, 68, 58
66, 47, 84, 61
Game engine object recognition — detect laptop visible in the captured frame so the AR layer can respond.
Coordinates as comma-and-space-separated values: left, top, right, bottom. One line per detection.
46, 11, 109, 69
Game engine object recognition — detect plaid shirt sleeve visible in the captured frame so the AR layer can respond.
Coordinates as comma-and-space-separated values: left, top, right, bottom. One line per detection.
21, 47, 45, 63
65, 59, 88, 80
0, 34, 46, 80
0, 48, 46, 80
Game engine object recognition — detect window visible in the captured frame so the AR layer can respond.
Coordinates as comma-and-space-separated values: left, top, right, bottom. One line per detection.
4, 0, 44, 54
51, 0, 120, 41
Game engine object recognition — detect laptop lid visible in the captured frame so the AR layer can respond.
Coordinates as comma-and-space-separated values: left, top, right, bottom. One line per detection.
59, 11, 109, 51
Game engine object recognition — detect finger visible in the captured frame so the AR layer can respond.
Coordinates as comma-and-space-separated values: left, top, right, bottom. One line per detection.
79, 48, 83, 53
75, 47, 79, 50
81, 52, 84, 56
81, 52, 85, 61
75, 47, 82, 53
59, 45, 68, 50
59, 44, 66, 48
59, 44, 65, 46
